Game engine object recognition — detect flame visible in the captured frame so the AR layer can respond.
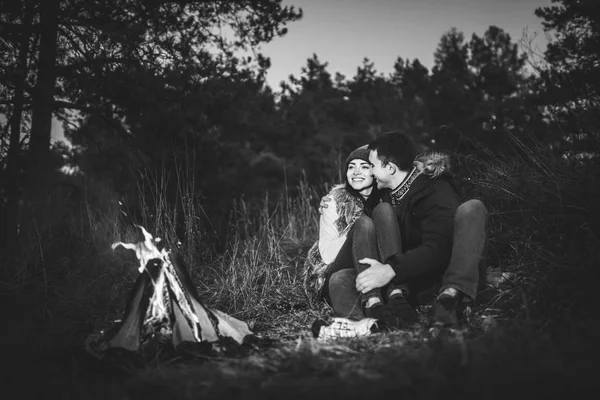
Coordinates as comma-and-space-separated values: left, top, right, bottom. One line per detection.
112, 225, 169, 273
111, 225, 201, 341
112, 225, 170, 325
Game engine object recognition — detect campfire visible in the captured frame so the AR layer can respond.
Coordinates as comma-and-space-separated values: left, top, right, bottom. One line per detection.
86, 225, 253, 357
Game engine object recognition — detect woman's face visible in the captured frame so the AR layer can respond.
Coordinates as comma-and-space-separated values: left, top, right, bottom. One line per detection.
346, 159, 374, 192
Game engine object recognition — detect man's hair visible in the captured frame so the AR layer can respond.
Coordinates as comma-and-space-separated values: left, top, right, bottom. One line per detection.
367, 131, 418, 171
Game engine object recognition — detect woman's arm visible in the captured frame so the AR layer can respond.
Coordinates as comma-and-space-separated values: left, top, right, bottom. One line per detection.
318, 197, 347, 264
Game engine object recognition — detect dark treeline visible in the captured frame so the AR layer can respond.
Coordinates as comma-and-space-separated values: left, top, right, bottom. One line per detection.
1, 0, 598, 257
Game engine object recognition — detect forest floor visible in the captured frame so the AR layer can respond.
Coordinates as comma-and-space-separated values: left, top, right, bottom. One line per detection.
3, 266, 598, 400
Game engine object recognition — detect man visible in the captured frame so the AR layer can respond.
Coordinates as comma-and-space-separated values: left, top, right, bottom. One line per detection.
354, 131, 488, 328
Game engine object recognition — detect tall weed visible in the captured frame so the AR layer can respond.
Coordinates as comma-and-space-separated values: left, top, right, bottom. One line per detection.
465, 128, 599, 325
200, 177, 321, 323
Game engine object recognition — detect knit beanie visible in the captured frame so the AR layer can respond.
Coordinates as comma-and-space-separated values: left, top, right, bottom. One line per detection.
344, 144, 370, 171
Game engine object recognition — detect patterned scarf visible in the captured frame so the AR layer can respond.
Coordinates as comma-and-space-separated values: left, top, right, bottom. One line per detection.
389, 167, 421, 210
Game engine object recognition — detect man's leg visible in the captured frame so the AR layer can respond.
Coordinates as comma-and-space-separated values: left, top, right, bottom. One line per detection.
433, 199, 488, 327
371, 203, 418, 325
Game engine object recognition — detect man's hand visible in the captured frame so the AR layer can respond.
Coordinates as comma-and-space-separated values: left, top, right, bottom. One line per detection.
355, 258, 396, 293
318, 195, 332, 215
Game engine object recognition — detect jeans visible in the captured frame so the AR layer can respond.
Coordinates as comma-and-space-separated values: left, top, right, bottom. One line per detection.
323, 216, 381, 319
441, 199, 488, 301
324, 199, 488, 317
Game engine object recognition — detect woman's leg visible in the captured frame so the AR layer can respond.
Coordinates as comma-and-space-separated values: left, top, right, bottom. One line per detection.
371, 203, 406, 297
371, 202, 418, 325
323, 216, 383, 319
351, 216, 383, 305
322, 227, 367, 319
327, 269, 364, 320
371, 202, 403, 260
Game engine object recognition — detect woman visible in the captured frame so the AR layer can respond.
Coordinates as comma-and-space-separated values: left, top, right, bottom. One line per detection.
305, 145, 383, 320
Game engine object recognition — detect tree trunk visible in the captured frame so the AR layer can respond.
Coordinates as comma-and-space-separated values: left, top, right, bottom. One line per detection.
1, 5, 34, 249
28, 0, 60, 159
19, 0, 61, 262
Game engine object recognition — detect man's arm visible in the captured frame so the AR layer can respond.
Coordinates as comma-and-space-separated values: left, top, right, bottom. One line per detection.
356, 181, 459, 293
355, 258, 396, 293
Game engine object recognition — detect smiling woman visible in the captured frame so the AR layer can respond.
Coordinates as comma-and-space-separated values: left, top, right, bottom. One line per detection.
346, 158, 375, 194
304, 144, 383, 321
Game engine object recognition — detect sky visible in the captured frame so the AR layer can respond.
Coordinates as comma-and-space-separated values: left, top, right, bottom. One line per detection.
258, 0, 553, 90
50, 0, 554, 143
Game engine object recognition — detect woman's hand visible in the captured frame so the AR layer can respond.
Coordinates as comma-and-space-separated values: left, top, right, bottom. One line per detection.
318, 195, 332, 214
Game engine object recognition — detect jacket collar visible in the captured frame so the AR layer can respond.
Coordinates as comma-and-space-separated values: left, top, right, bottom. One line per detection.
414, 152, 453, 179
382, 151, 460, 212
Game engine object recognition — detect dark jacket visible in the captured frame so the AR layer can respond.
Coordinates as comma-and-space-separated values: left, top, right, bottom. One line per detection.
381, 152, 462, 283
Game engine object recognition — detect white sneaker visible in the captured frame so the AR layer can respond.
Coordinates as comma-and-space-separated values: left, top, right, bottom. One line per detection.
315, 317, 380, 342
